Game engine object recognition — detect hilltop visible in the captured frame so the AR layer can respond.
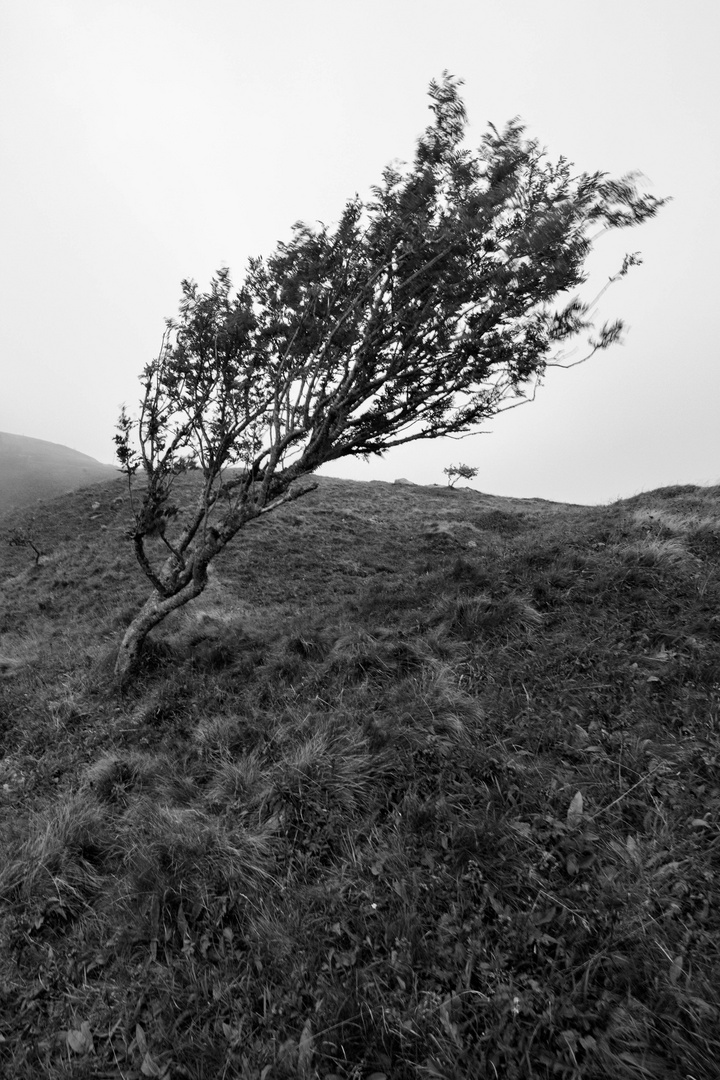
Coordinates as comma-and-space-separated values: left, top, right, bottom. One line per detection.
0, 431, 117, 516
1, 475, 719, 1079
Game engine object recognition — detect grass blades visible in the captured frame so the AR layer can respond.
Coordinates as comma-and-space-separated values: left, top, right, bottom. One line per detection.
1, 476, 719, 1078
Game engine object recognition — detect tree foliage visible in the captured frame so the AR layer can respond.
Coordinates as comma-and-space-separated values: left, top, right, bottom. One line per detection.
444, 464, 479, 488
114, 73, 666, 680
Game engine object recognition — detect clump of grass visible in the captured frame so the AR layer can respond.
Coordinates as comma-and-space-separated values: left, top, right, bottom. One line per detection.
319, 625, 436, 686
0, 793, 120, 939
472, 507, 526, 534
434, 591, 543, 641
85, 750, 201, 807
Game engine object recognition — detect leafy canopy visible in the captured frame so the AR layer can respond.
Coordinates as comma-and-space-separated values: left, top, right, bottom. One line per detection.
115, 72, 665, 619
444, 464, 479, 488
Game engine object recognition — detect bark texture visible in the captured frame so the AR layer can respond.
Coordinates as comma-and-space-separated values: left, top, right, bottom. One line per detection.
114, 580, 205, 683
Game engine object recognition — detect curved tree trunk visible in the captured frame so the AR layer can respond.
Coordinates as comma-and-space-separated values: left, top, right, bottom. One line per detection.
114, 580, 205, 684
113, 485, 316, 686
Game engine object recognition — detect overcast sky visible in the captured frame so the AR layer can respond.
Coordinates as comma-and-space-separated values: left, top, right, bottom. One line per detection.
1, 0, 718, 504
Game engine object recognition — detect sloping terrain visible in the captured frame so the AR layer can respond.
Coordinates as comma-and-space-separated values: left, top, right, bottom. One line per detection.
0, 431, 117, 516
0, 476, 719, 1079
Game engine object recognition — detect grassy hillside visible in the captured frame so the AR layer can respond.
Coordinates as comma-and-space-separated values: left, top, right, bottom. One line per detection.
0, 431, 117, 516
1, 475, 719, 1079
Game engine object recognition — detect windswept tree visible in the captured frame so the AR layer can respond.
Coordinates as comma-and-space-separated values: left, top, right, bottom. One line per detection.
114, 74, 666, 681
444, 464, 479, 489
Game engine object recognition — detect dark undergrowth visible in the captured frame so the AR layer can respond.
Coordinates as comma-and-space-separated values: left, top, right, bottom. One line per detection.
1, 476, 719, 1078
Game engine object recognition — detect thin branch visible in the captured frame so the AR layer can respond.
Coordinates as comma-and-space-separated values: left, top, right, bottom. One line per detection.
257, 481, 319, 516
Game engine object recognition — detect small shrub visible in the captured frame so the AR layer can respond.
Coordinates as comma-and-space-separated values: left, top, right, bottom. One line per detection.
443, 463, 479, 488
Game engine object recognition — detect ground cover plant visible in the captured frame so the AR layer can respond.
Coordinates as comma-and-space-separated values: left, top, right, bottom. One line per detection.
1, 475, 719, 1078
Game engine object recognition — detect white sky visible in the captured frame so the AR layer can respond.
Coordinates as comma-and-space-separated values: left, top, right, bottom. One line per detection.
1, 0, 718, 505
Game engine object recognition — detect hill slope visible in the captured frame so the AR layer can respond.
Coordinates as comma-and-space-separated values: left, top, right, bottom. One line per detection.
0, 431, 117, 516
0, 476, 719, 1079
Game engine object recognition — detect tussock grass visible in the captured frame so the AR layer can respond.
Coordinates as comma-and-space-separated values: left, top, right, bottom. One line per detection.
1, 476, 719, 1078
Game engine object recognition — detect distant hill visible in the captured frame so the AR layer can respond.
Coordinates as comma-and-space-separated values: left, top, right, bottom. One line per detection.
0, 431, 118, 516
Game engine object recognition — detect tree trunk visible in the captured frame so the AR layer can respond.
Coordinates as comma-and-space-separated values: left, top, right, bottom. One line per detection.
114, 581, 205, 684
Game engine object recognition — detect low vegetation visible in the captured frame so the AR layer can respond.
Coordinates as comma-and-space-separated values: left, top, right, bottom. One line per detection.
1, 475, 719, 1079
